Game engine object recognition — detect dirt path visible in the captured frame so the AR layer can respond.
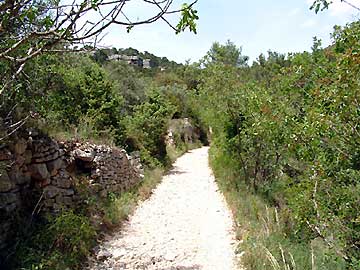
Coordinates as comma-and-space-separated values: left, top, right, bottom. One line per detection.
86, 147, 239, 270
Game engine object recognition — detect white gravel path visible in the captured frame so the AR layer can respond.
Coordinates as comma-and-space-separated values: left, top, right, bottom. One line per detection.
87, 147, 240, 270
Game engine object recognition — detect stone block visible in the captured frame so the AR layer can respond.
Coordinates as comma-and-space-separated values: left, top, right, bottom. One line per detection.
54, 177, 72, 189
8, 167, 30, 185
90, 183, 102, 192
16, 155, 25, 167
43, 186, 60, 199
44, 199, 55, 208
47, 151, 59, 161
24, 150, 32, 164
46, 158, 63, 176
36, 177, 51, 188
0, 171, 15, 192
99, 190, 107, 198
0, 150, 12, 161
29, 163, 50, 181
61, 188, 74, 196
56, 195, 73, 206
0, 193, 17, 207
4, 203, 17, 212
14, 139, 27, 155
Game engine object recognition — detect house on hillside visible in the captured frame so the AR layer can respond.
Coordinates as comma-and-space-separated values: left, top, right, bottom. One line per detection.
108, 54, 123, 61
127, 56, 143, 67
143, 59, 156, 69
108, 54, 143, 67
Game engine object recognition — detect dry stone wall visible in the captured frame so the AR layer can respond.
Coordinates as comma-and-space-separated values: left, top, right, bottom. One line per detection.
166, 118, 200, 146
0, 129, 142, 253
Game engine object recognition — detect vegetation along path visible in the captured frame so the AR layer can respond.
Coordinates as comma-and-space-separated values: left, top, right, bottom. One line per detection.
86, 147, 240, 270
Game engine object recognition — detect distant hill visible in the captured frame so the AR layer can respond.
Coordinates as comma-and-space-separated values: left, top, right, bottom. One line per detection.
93, 47, 182, 69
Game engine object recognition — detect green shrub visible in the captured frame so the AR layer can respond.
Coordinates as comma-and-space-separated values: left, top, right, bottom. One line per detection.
14, 211, 95, 270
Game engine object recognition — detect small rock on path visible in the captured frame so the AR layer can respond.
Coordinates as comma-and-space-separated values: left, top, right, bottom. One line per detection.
86, 147, 240, 270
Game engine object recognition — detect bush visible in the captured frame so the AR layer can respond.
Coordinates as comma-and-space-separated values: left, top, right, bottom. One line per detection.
197, 23, 360, 269
14, 211, 95, 270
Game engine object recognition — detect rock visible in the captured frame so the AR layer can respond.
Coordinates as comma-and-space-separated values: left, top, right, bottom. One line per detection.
24, 150, 32, 164
46, 158, 63, 176
28, 128, 39, 137
96, 250, 112, 261
44, 199, 55, 208
5, 203, 17, 212
17, 172, 31, 185
47, 151, 59, 161
0, 193, 17, 206
60, 188, 74, 196
0, 149, 12, 161
58, 149, 65, 157
0, 171, 15, 192
99, 190, 108, 198
8, 168, 31, 185
53, 203, 63, 211
112, 249, 126, 260
90, 183, 102, 192
29, 163, 50, 181
14, 139, 27, 155
36, 177, 51, 188
74, 149, 95, 162
54, 176, 72, 189
56, 195, 73, 206
16, 155, 25, 167
43, 186, 60, 199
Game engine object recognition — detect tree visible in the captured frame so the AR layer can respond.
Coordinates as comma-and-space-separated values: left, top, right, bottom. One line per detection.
0, 0, 199, 92
0, 0, 199, 140
93, 49, 108, 65
205, 40, 249, 67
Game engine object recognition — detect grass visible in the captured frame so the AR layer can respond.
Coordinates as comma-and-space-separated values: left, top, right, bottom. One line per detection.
102, 168, 164, 227
209, 145, 346, 270
32, 116, 116, 146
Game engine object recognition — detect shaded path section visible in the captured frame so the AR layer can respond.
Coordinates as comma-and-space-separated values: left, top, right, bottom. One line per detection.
86, 147, 239, 270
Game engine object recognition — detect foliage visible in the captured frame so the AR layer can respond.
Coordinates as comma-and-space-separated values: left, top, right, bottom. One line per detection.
176, 3, 199, 34
124, 89, 176, 166
196, 22, 360, 269
104, 61, 147, 111
210, 144, 346, 270
204, 40, 249, 67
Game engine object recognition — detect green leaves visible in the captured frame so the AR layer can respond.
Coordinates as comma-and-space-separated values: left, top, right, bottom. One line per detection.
196, 23, 360, 267
310, 0, 332, 13
176, 3, 199, 34
205, 40, 249, 67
